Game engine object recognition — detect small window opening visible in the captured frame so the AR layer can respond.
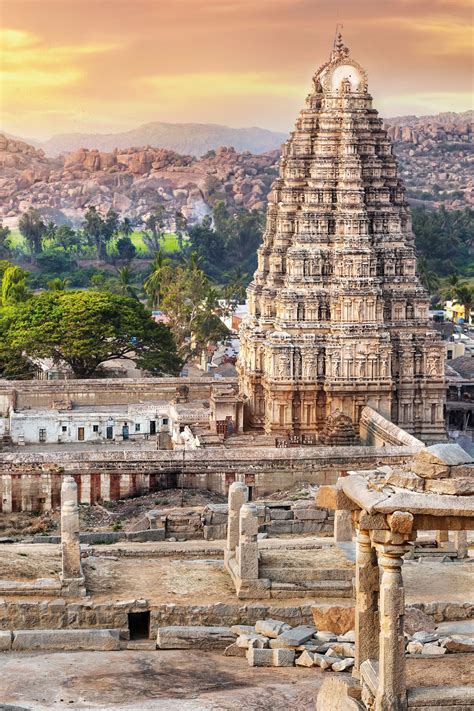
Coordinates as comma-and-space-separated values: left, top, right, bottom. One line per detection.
128, 611, 150, 640
93, 424, 99, 433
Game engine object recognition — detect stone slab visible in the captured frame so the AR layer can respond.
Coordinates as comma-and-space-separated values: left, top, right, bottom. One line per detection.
0, 630, 12, 650
270, 625, 316, 648
12, 629, 120, 651
156, 626, 235, 650
255, 619, 291, 638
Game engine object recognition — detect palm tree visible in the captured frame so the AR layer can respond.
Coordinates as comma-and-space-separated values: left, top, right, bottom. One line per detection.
120, 217, 133, 238
47, 277, 71, 291
417, 257, 439, 295
144, 249, 172, 309
115, 266, 137, 300
442, 273, 465, 301
454, 284, 474, 326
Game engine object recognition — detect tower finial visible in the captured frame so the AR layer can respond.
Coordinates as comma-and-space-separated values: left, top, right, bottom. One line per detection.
331, 24, 350, 60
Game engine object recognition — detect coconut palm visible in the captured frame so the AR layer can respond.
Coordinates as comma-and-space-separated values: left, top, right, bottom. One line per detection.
454, 284, 474, 326
144, 249, 172, 309
115, 266, 138, 300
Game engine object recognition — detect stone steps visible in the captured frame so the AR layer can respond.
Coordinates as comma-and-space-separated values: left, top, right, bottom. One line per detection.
270, 580, 353, 598
0, 578, 62, 597
260, 567, 353, 583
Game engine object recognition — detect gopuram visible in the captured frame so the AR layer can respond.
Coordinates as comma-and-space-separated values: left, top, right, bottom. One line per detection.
237, 32, 445, 442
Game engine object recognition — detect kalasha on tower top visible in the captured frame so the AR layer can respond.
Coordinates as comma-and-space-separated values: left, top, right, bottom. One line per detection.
237, 32, 445, 442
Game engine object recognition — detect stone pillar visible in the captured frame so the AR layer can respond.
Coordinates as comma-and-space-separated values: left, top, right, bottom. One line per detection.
2, 474, 13, 513
100, 473, 110, 502
454, 530, 468, 559
226, 482, 248, 557
335, 509, 353, 542
375, 545, 408, 711
237, 503, 259, 581
354, 529, 380, 677
60, 476, 84, 593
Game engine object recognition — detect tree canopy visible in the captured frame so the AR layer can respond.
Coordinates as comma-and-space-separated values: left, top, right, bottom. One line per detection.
6, 290, 181, 378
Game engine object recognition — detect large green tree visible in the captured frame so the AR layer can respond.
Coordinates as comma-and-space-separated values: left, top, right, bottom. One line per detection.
8, 290, 181, 378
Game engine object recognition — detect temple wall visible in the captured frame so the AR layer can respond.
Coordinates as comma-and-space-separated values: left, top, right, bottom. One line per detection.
0, 377, 234, 414
0, 443, 421, 512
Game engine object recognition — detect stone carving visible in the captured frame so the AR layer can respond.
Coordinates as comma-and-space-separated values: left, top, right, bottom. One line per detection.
237, 32, 445, 440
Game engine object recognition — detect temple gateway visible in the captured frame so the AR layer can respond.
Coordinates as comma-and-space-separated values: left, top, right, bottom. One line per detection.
237, 33, 445, 442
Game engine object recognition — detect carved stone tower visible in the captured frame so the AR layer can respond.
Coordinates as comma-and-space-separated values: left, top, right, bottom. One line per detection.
237, 33, 445, 442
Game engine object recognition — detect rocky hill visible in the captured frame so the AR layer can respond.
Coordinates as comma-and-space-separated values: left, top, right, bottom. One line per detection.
0, 112, 472, 226
35, 122, 287, 158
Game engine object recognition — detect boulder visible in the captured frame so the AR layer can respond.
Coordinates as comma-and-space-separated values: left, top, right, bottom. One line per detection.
312, 606, 355, 635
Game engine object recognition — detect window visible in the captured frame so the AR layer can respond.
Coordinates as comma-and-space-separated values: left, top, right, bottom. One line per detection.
61, 426, 67, 433
162, 418, 169, 426
135, 423, 141, 432
39, 428, 46, 442
93, 424, 99, 433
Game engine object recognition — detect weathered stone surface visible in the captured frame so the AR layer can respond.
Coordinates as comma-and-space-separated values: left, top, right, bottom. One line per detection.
296, 650, 315, 667
422, 642, 446, 655
312, 606, 355, 635
406, 641, 423, 654
236, 633, 268, 649
414, 444, 473, 479
404, 607, 436, 635
316, 676, 363, 710
270, 625, 316, 648
413, 631, 440, 644
255, 619, 290, 638
330, 642, 355, 658
246, 647, 273, 667
425, 478, 474, 496
0, 630, 12, 650
442, 636, 474, 653
386, 470, 425, 492
332, 657, 354, 672
387, 510, 414, 533
12, 628, 120, 651
156, 626, 235, 650
223, 641, 246, 657
230, 624, 255, 636
273, 648, 295, 667
313, 653, 335, 670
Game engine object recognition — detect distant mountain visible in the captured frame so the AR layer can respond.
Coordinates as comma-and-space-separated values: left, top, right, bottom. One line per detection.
37, 122, 287, 157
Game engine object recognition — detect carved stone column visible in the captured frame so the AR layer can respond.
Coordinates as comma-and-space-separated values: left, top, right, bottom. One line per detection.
375, 545, 409, 711
237, 503, 259, 581
354, 528, 380, 677
225, 482, 248, 561
454, 530, 468, 559
60, 476, 85, 596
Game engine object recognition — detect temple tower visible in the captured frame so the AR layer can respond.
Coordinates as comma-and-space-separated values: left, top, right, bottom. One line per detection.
237, 33, 445, 442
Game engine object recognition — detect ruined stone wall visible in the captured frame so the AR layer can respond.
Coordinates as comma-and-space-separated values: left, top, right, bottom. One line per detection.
0, 599, 471, 638
0, 443, 420, 512
0, 377, 232, 414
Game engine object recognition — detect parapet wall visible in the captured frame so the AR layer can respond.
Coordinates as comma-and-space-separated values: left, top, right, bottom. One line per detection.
0, 377, 235, 415
359, 406, 425, 449
0, 442, 421, 512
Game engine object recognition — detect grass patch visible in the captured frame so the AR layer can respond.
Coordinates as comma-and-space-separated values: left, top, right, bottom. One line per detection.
6, 228, 24, 249
130, 231, 180, 253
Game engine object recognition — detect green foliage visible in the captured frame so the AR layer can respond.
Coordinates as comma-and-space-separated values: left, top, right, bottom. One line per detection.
0, 221, 11, 257
187, 201, 264, 284
7, 290, 181, 378
115, 235, 136, 262
1, 265, 30, 306
82, 206, 119, 260
412, 206, 474, 277
19, 208, 46, 255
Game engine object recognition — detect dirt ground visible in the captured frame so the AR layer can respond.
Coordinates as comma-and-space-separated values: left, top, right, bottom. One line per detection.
1, 650, 472, 710
0, 540, 472, 606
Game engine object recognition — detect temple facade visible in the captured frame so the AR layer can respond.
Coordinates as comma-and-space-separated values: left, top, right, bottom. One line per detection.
237, 33, 445, 442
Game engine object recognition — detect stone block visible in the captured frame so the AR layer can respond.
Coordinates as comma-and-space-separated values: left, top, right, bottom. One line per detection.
387, 511, 414, 534
312, 606, 354, 635
316, 486, 355, 511
255, 619, 291, 638
332, 657, 354, 672
273, 648, 295, 667
0, 630, 12, 650
266, 521, 294, 534
203, 524, 227, 540
247, 647, 273, 667
406, 641, 423, 654
425, 478, 474, 496
330, 642, 355, 657
313, 653, 337, 670
296, 650, 315, 667
126, 529, 165, 542
441, 636, 474, 652
230, 624, 255, 635
236, 633, 268, 649
404, 607, 436, 635
270, 625, 316, 648
422, 642, 446, 655
294, 508, 326, 521
156, 626, 235, 650
223, 642, 246, 657
269, 509, 293, 520
12, 629, 120, 651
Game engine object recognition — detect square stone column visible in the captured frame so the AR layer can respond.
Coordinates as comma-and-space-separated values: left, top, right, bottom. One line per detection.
335, 509, 353, 542
225, 482, 248, 561
354, 528, 380, 677
60, 476, 85, 596
237, 503, 259, 581
454, 530, 468, 559
374, 544, 409, 711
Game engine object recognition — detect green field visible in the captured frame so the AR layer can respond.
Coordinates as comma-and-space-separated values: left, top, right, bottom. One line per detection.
7, 228, 181, 255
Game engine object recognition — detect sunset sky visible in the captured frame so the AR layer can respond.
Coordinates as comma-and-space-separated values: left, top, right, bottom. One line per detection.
1, 0, 472, 140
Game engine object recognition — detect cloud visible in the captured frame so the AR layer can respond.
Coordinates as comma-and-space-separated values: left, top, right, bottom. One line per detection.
378, 91, 473, 117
